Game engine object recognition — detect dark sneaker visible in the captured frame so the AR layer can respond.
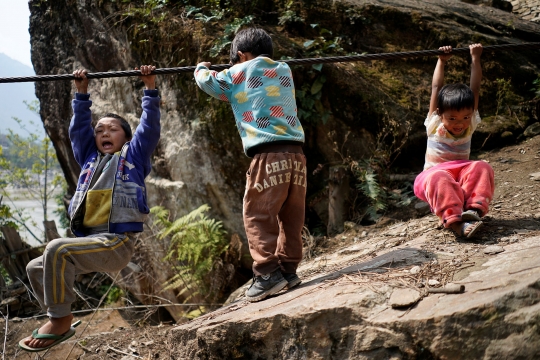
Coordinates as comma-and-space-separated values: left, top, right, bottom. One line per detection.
282, 272, 301, 289
245, 269, 287, 302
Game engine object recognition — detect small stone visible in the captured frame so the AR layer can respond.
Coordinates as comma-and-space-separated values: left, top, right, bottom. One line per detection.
389, 288, 422, 308
410, 266, 421, 274
361, 231, 368, 237
529, 172, 540, 181
484, 245, 504, 255
0, 297, 19, 306
428, 279, 440, 286
501, 131, 513, 138
344, 221, 356, 230
415, 201, 431, 215
524, 122, 540, 137
131, 341, 138, 347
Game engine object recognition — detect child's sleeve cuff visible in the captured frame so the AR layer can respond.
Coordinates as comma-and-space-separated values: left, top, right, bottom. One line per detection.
144, 89, 159, 97
75, 93, 90, 101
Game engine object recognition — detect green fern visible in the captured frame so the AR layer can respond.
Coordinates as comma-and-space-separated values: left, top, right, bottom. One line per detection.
353, 164, 387, 220
151, 204, 228, 300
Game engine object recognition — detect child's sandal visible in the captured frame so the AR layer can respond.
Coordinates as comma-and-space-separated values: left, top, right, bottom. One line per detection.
458, 221, 483, 238
462, 209, 481, 222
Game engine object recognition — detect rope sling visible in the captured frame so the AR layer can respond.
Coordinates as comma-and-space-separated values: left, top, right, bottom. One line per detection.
0, 42, 539, 84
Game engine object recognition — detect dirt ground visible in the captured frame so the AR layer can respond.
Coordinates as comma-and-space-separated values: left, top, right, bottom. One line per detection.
2, 134, 540, 360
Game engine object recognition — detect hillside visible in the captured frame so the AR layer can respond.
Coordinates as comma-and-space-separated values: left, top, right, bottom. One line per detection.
0, 53, 42, 137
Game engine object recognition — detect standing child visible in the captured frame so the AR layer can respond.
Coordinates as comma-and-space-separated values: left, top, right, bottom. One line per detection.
19, 65, 160, 352
194, 28, 306, 302
414, 44, 494, 238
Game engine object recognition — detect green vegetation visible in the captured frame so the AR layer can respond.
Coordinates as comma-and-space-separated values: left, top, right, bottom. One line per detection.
209, 15, 254, 57
150, 204, 228, 301
0, 101, 65, 242
533, 77, 540, 99
97, 285, 125, 305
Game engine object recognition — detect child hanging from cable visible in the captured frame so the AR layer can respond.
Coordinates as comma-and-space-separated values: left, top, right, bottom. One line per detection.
413, 43, 494, 238
194, 28, 306, 302
19, 65, 160, 352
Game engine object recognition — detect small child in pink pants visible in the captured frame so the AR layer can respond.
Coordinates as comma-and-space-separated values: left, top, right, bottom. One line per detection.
414, 44, 494, 238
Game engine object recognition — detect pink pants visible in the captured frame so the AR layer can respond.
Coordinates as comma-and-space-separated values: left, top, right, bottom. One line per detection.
414, 160, 495, 227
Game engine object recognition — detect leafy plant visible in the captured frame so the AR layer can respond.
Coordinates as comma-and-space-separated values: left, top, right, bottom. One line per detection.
333, 107, 411, 222
278, 0, 304, 26
0, 264, 12, 286
532, 77, 540, 99
150, 204, 228, 301
0, 103, 66, 242
345, 7, 371, 25
0, 197, 17, 229
350, 160, 386, 221
296, 65, 331, 124
209, 15, 254, 57
97, 285, 125, 305
294, 24, 347, 124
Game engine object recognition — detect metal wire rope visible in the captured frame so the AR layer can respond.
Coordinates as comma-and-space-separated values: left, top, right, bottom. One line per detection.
0, 42, 539, 84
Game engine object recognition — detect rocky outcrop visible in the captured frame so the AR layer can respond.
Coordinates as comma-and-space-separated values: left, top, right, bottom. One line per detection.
506, 0, 540, 22
168, 225, 540, 359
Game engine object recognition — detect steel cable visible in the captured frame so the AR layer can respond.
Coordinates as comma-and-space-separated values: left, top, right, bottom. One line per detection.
0, 42, 539, 84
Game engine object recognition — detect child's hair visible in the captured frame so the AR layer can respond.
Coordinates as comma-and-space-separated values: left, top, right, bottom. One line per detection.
437, 84, 475, 114
93, 113, 133, 140
229, 28, 273, 65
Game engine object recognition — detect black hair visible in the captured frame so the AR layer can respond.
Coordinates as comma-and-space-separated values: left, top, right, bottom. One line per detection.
437, 83, 475, 114
94, 113, 133, 140
229, 28, 273, 65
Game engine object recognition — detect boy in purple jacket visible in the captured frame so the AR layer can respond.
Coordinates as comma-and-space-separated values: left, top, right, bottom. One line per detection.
19, 66, 160, 352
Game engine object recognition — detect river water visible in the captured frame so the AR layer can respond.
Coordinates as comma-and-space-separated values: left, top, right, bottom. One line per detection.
2, 188, 65, 247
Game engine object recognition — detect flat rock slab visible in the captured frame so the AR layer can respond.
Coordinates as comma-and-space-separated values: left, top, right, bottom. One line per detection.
389, 288, 422, 308
484, 245, 505, 254
169, 236, 540, 359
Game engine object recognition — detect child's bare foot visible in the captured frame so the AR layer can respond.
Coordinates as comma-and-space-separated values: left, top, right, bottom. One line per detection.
22, 314, 74, 349
450, 221, 483, 238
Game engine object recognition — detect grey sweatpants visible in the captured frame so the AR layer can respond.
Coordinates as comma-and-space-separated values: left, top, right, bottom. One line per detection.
26, 233, 134, 318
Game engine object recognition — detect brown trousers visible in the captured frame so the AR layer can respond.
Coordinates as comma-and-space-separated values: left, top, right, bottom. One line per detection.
244, 150, 307, 276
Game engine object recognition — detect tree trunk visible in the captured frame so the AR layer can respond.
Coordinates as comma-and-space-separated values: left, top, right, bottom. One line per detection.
327, 165, 349, 236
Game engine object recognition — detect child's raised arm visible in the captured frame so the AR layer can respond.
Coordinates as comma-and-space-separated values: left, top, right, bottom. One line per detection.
428, 46, 453, 117
469, 43, 483, 111
136, 65, 156, 90
194, 61, 232, 101
73, 69, 89, 94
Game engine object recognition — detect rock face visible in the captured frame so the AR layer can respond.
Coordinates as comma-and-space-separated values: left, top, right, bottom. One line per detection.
168, 234, 540, 359
28, 0, 540, 309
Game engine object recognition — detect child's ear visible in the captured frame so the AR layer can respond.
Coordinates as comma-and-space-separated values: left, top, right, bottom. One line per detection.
237, 51, 247, 63
436, 108, 440, 115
